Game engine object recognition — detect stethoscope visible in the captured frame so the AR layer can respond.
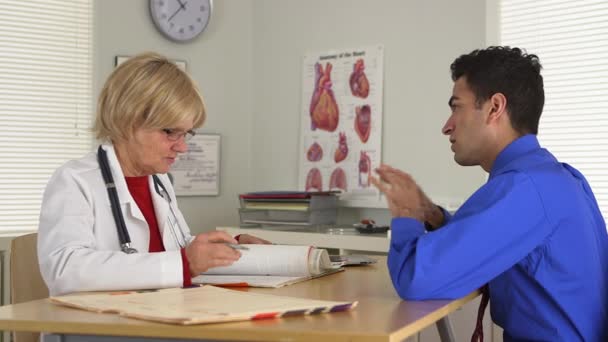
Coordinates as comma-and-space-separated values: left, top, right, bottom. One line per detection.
97, 145, 188, 254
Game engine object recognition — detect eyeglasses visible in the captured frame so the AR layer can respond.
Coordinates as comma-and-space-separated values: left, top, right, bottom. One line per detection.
162, 128, 196, 142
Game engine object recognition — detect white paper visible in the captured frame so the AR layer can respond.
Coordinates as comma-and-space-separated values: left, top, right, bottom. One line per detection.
192, 275, 307, 288
202, 245, 313, 276
193, 268, 343, 288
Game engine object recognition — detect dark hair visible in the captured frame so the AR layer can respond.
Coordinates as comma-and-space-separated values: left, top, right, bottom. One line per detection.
450, 46, 544, 135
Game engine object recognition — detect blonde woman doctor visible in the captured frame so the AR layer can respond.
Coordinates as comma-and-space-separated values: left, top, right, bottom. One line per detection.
38, 52, 267, 297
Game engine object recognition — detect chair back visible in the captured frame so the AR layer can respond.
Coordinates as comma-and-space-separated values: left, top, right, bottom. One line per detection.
10, 232, 49, 342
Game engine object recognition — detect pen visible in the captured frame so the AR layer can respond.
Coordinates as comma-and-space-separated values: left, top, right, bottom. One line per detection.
225, 243, 249, 251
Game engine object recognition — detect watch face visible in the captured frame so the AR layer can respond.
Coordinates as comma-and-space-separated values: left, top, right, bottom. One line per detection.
150, 0, 212, 42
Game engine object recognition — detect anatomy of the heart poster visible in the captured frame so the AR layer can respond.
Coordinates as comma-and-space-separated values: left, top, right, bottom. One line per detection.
298, 45, 383, 201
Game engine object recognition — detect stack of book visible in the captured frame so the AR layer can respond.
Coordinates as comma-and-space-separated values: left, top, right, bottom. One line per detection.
238, 191, 338, 226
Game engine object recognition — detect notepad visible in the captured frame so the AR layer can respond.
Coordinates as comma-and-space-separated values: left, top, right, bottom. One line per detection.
192, 244, 342, 288
50, 285, 357, 325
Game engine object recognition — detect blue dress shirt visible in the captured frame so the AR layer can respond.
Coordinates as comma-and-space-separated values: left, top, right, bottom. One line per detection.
388, 135, 608, 341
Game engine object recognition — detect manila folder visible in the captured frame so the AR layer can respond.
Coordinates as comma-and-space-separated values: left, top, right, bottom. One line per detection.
50, 285, 357, 325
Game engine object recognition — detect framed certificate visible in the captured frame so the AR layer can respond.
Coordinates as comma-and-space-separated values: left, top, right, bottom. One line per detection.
170, 133, 220, 196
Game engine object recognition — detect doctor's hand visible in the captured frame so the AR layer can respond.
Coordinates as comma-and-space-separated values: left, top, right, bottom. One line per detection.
370, 164, 443, 228
237, 234, 271, 245
185, 231, 241, 275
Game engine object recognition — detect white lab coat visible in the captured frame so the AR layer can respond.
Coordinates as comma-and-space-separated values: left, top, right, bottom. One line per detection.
38, 144, 194, 296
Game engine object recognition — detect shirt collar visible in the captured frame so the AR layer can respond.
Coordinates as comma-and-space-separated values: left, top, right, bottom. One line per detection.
489, 134, 540, 180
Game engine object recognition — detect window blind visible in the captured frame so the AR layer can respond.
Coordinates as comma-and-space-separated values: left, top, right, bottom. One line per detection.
499, 0, 608, 220
0, 0, 93, 232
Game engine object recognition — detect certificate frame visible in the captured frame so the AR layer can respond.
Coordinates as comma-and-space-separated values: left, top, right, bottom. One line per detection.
170, 133, 221, 196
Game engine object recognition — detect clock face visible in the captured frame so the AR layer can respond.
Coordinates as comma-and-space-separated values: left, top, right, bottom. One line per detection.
149, 0, 212, 43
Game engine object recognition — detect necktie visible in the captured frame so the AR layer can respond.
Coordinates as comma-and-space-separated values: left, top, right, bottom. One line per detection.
471, 285, 490, 342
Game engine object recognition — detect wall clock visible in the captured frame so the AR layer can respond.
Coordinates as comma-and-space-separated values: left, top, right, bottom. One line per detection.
149, 0, 212, 43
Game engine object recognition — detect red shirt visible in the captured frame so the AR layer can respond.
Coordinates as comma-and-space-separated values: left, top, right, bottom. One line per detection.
125, 176, 192, 286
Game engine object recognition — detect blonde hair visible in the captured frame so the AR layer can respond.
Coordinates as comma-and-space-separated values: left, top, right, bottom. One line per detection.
94, 52, 206, 143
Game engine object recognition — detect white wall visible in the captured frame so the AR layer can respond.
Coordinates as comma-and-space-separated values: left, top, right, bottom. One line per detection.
95, 0, 488, 231
94, 0, 254, 232
250, 0, 487, 212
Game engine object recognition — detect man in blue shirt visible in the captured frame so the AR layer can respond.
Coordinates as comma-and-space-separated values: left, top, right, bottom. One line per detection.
371, 46, 608, 341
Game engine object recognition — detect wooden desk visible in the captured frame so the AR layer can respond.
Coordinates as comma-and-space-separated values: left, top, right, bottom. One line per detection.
0, 258, 478, 342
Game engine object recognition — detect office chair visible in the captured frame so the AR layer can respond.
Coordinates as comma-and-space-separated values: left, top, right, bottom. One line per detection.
10, 232, 49, 342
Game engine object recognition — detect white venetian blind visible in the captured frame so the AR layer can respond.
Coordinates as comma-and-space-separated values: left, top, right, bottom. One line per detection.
499, 0, 608, 220
0, 0, 93, 232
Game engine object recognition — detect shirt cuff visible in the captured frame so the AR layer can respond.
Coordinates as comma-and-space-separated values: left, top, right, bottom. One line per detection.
180, 248, 192, 287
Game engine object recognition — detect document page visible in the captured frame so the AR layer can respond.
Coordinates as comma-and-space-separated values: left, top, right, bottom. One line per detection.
193, 275, 306, 288
203, 245, 313, 276
193, 268, 344, 288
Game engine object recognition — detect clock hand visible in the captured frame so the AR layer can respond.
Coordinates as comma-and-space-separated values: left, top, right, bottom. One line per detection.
176, 0, 187, 11
168, 5, 183, 22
